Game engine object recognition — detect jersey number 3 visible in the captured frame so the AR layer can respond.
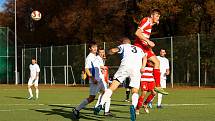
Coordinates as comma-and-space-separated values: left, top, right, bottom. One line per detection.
131, 46, 137, 53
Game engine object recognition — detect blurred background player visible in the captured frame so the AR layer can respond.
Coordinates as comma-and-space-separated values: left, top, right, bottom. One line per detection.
94, 37, 147, 121
71, 42, 110, 120
94, 47, 112, 116
136, 65, 156, 115
27, 57, 40, 100
134, 9, 168, 95
80, 70, 86, 85
156, 49, 170, 108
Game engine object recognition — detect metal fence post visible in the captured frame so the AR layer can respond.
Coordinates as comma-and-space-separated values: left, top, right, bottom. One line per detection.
66, 45, 69, 86
198, 33, 201, 88
22, 49, 24, 86
171, 36, 174, 88
6, 27, 9, 84
51, 46, 53, 85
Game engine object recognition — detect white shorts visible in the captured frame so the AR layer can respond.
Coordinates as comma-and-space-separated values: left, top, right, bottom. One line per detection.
160, 78, 166, 88
89, 80, 107, 96
113, 65, 141, 89
28, 78, 39, 86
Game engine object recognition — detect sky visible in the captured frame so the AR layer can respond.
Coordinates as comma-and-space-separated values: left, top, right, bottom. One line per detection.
0, 0, 6, 12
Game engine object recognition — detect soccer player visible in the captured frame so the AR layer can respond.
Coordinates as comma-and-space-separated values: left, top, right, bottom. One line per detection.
94, 47, 112, 116
136, 65, 156, 114
156, 49, 170, 108
27, 57, 40, 100
71, 42, 110, 120
134, 9, 168, 95
94, 37, 147, 121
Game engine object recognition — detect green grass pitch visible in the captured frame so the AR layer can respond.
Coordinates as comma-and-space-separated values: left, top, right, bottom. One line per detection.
0, 85, 215, 121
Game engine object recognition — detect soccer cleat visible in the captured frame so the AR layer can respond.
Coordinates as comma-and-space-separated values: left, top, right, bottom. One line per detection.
104, 112, 115, 117
154, 87, 169, 95
135, 109, 140, 115
71, 108, 80, 120
157, 105, 163, 109
143, 104, 149, 114
130, 105, 136, 121
27, 96, 33, 100
148, 102, 153, 109
124, 99, 130, 102
94, 105, 102, 115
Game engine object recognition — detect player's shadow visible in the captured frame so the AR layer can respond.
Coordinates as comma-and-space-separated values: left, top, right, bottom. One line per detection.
33, 105, 105, 121
6, 96, 27, 100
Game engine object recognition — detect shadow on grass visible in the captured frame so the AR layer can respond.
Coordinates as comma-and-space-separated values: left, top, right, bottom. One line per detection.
6, 96, 27, 100
33, 104, 129, 121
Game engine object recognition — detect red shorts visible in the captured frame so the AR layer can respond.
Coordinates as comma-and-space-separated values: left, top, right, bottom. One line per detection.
140, 81, 155, 91
134, 39, 156, 59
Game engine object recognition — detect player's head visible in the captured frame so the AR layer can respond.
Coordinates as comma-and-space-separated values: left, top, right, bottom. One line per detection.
160, 49, 166, 57
120, 37, 131, 44
98, 47, 105, 59
31, 57, 37, 64
150, 9, 161, 24
88, 41, 97, 54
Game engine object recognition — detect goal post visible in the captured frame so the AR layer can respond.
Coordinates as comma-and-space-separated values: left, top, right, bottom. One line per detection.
43, 65, 76, 86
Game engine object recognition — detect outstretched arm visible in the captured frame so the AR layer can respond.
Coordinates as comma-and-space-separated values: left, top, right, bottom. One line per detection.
108, 48, 120, 55
140, 55, 147, 73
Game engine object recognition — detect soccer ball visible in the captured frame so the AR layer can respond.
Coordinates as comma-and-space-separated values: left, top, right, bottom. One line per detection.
31, 10, 42, 21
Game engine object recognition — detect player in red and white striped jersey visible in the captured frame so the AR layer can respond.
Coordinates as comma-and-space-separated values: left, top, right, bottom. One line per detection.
134, 9, 168, 95
135, 64, 156, 114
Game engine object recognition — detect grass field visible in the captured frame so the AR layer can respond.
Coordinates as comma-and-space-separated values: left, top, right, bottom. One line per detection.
0, 85, 215, 121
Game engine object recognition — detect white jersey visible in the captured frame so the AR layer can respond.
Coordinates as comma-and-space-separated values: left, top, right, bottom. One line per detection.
157, 56, 169, 80
29, 63, 40, 79
85, 53, 103, 83
118, 44, 145, 69
97, 55, 105, 80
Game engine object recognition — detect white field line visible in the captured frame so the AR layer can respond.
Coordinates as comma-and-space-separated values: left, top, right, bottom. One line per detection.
0, 103, 214, 112
0, 103, 214, 106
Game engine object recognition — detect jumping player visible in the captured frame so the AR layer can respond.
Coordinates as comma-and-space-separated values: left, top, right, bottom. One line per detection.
94, 37, 147, 121
27, 57, 40, 100
134, 9, 168, 95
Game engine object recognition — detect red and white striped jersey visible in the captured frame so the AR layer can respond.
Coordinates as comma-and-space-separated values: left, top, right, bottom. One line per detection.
141, 67, 154, 82
134, 17, 153, 46
138, 17, 153, 39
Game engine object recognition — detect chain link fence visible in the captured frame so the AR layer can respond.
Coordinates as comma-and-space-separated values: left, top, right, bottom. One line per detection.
20, 34, 215, 87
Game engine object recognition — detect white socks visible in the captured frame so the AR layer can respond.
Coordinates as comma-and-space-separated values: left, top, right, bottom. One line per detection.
28, 88, 33, 97
132, 93, 139, 108
100, 89, 113, 107
36, 88, 39, 99
95, 93, 102, 108
157, 93, 163, 106
104, 98, 111, 113
76, 99, 89, 111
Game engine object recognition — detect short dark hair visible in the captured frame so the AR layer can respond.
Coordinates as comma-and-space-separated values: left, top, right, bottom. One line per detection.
151, 9, 161, 15
88, 41, 97, 49
32, 57, 36, 60
98, 47, 104, 50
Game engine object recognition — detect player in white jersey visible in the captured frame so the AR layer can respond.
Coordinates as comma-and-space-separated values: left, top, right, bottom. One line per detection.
156, 49, 170, 108
94, 47, 112, 116
94, 37, 147, 121
72, 42, 110, 120
27, 57, 40, 100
